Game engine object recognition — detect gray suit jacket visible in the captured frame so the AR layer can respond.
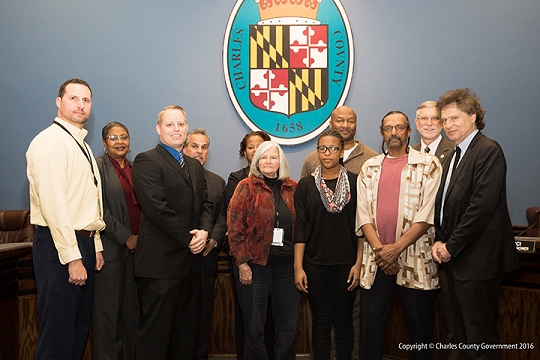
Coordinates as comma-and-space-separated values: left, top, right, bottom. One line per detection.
203, 168, 225, 276
96, 155, 133, 262
412, 136, 454, 166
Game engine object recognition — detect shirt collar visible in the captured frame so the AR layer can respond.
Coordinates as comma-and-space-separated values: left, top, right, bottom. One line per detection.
456, 129, 478, 153
421, 134, 442, 152
159, 142, 183, 162
55, 117, 88, 142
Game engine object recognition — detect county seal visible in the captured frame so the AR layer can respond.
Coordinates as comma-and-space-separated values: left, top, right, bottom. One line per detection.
223, 0, 354, 145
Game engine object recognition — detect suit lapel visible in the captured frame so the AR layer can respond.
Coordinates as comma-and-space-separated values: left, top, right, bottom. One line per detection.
156, 145, 192, 185
205, 169, 213, 190
436, 150, 453, 205
444, 132, 482, 200
103, 155, 127, 205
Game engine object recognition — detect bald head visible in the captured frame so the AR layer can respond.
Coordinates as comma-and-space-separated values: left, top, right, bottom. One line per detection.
329, 106, 357, 146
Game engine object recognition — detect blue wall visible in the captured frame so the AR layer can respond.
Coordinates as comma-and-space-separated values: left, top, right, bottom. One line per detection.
1, 0, 539, 224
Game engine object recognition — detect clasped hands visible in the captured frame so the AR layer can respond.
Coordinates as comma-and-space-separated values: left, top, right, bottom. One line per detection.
188, 229, 208, 254
431, 241, 452, 264
374, 244, 401, 276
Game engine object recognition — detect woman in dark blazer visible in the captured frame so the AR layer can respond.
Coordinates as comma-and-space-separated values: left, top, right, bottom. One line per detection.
93, 122, 140, 360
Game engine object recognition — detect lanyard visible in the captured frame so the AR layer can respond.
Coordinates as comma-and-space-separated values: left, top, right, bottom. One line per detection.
53, 121, 98, 187
273, 185, 281, 228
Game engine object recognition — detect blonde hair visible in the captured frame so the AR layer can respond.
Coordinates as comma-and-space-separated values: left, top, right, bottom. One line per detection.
415, 101, 437, 117
249, 141, 290, 180
157, 105, 186, 125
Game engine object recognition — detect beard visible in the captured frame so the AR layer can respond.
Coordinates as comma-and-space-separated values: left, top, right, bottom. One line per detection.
387, 135, 404, 149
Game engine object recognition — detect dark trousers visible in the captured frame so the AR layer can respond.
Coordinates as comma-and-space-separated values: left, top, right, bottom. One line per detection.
437, 264, 502, 360
93, 251, 139, 360
33, 226, 96, 360
197, 266, 216, 360
360, 268, 435, 360
233, 255, 300, 360
304, 262, 356, 360
135, 273, 201, 360
231, 258, 276, 360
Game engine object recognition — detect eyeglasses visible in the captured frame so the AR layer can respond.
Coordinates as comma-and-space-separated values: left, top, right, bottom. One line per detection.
381, 124, 408, 133
106, 135, 130, 142
316, 146, 341, 154
417, 116, 440, 122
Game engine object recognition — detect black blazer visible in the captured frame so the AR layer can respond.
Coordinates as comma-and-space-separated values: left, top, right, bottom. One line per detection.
412, 137, 454, 166
434, 132, 519, 281
223, 166, 250, 207
203, 168, 226, 276
96, 155, 133, 262
132, 145, 213, 279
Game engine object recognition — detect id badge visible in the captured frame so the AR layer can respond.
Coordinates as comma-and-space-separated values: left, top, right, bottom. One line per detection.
272, 228, 284, 246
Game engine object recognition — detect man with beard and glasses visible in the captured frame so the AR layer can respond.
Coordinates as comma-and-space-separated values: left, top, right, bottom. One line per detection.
356, 111, 442, 360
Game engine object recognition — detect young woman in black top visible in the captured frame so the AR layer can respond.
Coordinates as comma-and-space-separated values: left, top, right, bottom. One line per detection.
294, 130, 361, 360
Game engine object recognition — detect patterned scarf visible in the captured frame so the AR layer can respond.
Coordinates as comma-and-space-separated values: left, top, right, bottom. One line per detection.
314, 165, 351, 213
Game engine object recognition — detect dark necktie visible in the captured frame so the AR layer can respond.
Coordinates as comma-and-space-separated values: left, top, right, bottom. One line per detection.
424, 146, 430, 154
452, 146, 461, 172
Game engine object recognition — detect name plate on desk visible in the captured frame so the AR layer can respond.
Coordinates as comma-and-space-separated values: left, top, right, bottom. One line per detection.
515, 237, 537, 253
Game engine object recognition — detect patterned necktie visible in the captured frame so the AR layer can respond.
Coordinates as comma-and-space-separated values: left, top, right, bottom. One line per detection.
424, 146, 430, 154
178, 150, 188, 175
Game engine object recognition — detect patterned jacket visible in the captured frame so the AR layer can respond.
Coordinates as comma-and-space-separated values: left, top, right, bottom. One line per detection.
356, 147, 442, 290
227, 175, 297, 267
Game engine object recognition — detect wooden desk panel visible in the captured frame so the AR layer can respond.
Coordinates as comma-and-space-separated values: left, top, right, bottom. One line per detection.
6, 238, 538, 359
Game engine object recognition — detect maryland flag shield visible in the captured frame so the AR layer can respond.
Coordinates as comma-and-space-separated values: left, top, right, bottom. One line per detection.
249, 24, 328, 117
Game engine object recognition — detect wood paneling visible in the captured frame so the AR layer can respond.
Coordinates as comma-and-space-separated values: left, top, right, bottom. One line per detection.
5, 238, 539, 359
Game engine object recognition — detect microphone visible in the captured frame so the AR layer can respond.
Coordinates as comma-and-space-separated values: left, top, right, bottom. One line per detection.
515, 223, 537, 237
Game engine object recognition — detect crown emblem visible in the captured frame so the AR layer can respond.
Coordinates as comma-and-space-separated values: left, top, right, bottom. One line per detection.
255, 0, 322, 25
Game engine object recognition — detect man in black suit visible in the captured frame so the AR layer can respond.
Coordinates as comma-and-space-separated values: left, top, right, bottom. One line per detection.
184, 127, 226, 360
432, 89, 519, 359
133, 105, 213, 360
412, 100, 454, 165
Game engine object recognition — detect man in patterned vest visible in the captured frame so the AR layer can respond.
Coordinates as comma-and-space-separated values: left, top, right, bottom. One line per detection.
356, 110, 442, 360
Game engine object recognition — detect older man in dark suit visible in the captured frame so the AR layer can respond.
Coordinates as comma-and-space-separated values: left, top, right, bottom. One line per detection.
412, 100, 454, 165
184, 127, 226, 360
432, 89, 519, 360
133, 105, 213, 360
